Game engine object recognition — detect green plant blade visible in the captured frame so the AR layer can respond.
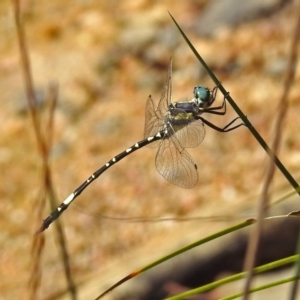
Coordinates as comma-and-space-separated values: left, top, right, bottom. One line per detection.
95, 220, 255, 299
165, 255, 299, 300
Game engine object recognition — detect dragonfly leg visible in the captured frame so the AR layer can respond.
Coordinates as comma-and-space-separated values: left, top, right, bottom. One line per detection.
203, 91, 230, 115
211, 85, 219, 99
198, 116, 245, 132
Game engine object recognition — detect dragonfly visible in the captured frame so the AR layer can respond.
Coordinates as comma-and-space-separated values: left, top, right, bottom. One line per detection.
37, 58, 244, 233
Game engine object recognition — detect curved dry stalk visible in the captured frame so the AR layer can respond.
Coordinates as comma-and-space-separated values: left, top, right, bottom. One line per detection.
11, 1, 77, 299
242, 5, 300, 300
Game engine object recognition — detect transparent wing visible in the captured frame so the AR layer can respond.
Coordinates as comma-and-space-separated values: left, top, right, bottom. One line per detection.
144, 58, 173, 147
144, 95, 164, 137
174, 120, 206, 148
144, 95, 164, 148
155, 135, 198, 189
156, 58, 173, 119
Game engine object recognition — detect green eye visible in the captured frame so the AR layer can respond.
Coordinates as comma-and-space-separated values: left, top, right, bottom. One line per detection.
194, 86, 209, 101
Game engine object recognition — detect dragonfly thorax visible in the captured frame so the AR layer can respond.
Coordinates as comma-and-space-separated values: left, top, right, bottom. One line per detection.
164, 106, 196, 135
169, 101, 200, 116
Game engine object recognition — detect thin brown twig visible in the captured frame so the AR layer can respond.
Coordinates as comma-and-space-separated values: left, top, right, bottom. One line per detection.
12, 1, 77, 299
12, 1, 45, 299
12, 0, 46, 155
44, 82, 58, 156
242, 4, 300, 299
28, 83, 59, 299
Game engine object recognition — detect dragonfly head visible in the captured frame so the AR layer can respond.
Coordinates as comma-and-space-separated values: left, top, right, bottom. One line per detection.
193, 86, 216, 109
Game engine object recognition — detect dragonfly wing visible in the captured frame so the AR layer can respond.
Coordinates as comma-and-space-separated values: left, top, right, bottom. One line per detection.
144, 58, 173, 147
156, 58, 173, 119
144, 95, 164, 148
174, 120, 206, 148
155, 135, 198, 188
144, 95, 163, 137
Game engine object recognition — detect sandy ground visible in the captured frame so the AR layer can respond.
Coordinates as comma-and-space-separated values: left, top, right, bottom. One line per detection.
1, 1, 300, 299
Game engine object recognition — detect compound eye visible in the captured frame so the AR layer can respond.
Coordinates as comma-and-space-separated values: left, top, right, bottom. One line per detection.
194, 86, 210, 102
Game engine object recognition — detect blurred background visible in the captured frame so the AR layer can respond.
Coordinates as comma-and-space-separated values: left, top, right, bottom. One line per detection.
1, 0, 300, 299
